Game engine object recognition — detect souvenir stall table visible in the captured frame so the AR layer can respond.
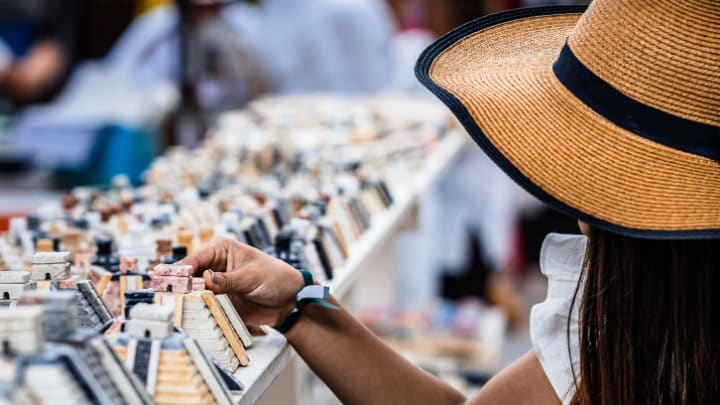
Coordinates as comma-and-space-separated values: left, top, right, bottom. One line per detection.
0, 95, 505, 405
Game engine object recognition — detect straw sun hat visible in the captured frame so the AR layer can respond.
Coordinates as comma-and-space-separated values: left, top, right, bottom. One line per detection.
416, 0, 720, 239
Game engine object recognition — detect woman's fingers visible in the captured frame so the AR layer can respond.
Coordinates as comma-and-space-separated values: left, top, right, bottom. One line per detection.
202, 269, 225, 293
202, 265, 257, 295
183, 237, 302, 326
180, 237, 235, 275
203, 270, 243, 294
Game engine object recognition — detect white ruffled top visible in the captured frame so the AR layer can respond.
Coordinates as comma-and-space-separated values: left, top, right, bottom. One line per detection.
530, 233, 587, 404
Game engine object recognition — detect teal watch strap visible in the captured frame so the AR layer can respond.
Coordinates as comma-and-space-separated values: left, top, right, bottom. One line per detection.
274, 269, 339, 334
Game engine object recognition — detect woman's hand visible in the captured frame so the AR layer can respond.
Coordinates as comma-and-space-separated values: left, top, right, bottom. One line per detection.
179, 237, 304, 327
183, 241, 466, 405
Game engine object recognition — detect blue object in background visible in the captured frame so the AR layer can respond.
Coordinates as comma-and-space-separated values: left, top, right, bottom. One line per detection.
53, 124, 158, 187
0, 19, 36, 58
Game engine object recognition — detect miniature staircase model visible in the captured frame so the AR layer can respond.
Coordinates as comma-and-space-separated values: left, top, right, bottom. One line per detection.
113, 303, 234, 405
178, 292, 247, 371
26, 252, 114, 330
72, 280, 114, 329
20, 363, 93, 405
150, 264, 251, 372
1, 292, 152, 405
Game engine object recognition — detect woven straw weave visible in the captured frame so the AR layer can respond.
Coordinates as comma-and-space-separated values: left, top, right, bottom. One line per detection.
427, 2, 720, 234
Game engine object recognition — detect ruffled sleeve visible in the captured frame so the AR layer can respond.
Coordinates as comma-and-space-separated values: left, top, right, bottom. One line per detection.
529, 233, 586, 404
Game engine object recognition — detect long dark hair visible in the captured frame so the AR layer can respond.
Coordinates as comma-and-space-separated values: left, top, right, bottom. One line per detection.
570, 227, 720, 404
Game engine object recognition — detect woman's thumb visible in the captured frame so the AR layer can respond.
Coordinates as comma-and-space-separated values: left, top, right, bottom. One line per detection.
203, 269, 230, 293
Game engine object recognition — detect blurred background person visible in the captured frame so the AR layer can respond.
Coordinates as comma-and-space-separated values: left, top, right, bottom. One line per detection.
0, 0, 142, 110
223, 0, 394, 94
109, 0, 270, 145
110, 0, 269, 110
0, 0, 79, 109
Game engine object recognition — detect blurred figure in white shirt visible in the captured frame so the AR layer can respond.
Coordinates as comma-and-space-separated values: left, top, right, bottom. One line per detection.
108, 0, 268, 114
223, 0, 395, 94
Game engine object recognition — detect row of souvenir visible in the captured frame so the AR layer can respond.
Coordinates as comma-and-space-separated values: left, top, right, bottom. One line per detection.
1, 171, 394, 286
1, 95, 452, 285
0, 95, 456, 404
144, 95, 454, 201
0, 284, 246, 404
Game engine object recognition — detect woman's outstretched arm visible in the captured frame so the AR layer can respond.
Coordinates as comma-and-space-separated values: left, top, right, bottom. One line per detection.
182, 237, 558, 405
287, 296, 464, 405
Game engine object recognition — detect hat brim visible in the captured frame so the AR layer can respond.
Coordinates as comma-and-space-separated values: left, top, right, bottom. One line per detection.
416, 6, 720, 239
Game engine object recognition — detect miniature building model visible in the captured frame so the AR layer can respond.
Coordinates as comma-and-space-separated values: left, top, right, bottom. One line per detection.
0, 306, 94, 405
17, 362, 92, 405
113, 303, 234, 405
151, 264, 251, 371
71, 280, 114, 329
13, 253, 113, 329
0, 306, 44, 356
0, 271, 29, 306
124, 289, 155, 318
20, 291, 80, 342
27, 252, 113, 329
30, 252, 71, 282
175, 292, 249, 371
149, 263, 195, 294
3, 292, 151, 405
14, 333, 153, 405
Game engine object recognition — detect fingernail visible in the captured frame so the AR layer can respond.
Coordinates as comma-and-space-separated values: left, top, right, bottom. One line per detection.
206, 269, 217, 284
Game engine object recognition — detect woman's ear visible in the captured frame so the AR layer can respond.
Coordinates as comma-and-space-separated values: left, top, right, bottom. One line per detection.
578, 221, 590, 236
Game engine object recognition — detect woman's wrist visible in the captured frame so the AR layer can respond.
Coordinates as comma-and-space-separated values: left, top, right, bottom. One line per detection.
274, 269, 339, 333
284, 295, 338, 344
284, 306, 311, 343
277, 268, 306, 323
